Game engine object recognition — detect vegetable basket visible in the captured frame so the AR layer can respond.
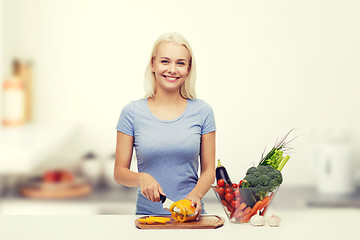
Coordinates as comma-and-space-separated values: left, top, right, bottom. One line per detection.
211, 185, 279, 224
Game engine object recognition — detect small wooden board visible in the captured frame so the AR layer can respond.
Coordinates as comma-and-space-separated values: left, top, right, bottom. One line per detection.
135, 215, 224, 229
19, 183, 92, 199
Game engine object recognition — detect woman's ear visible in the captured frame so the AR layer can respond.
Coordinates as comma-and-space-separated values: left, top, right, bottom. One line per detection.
151, 57, 155, 72
187, 58, 192, 74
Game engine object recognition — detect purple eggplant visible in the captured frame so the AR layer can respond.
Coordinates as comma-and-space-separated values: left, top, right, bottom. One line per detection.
216, 159, 232, 185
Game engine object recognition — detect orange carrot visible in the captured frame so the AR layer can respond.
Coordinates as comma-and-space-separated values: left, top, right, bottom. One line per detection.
239, 202, 247, 211
234, 206, 251, 220
232, 202, 247, 219
257, 196, 271, 211
235, 202, 246, 213
240, 213, 252, 223
240, 214, 252, 223
240, 200, 263, 223
259, 193, 275, 216
247, 200, 262, 216
233, 202, 246, 216
233, 210, 242, 219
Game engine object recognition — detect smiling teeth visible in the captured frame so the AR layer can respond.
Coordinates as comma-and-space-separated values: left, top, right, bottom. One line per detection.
165, 76, 178, 81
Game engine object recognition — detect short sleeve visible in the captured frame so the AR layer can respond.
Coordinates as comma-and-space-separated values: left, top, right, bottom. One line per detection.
116, 101, 134, 136
201, 101, 216, 135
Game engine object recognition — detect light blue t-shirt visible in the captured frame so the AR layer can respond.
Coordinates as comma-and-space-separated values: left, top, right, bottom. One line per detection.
116, 98, 216, 215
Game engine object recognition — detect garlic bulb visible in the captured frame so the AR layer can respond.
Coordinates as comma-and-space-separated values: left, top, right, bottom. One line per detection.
250, 210, 265, 226
268, 214, 281, 227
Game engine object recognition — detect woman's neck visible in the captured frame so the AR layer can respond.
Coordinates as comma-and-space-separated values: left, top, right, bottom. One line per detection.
151, 90, 186, 105
147, 89, 188, 121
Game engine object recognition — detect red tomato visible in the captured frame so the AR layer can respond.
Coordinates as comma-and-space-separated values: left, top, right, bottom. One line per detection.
217, 179, 225, 187
231, 199, 240, 208
225, 192, 234, 203
227, 205, 235, 213
215, 187, 225, 198
231, 183, 238, 188
43, 171, 57, 183
233, 188, 241, 199
225, 187, 233, 193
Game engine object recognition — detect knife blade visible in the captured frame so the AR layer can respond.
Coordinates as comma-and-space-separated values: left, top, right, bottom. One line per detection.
159, 194, 174, 210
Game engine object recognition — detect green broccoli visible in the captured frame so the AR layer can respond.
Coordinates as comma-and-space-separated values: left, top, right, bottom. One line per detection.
267, 170, 275, 179
241, 165, 283, 200
252, 185, 270, 200
273, 169, 283, 185
246, 167, 257, 175
268, 179, 278, 187
257, 165, 271, 174
253, 171, 262, 177
268, 179, 278, 192
243, 174, 257, 187
257, 174, 270, 186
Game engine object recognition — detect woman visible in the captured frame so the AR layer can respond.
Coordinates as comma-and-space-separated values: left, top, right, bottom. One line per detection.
114, 32, 216, 219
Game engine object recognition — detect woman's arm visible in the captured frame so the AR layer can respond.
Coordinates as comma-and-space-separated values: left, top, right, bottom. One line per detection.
186, 131, 216, 218
113, 131, 136, 186
113, 131, 164, 202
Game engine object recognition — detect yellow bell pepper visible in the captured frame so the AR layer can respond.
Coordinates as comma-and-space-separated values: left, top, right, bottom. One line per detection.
169, 199, 197, 222
139, 216, 171, 224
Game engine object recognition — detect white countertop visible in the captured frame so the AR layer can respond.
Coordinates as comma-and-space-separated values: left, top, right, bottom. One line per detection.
0, 208, 359, 240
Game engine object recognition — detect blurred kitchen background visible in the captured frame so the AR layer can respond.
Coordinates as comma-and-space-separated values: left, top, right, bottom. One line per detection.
0, 0, 360, 215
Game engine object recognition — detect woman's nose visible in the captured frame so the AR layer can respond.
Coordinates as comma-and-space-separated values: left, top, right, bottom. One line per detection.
168, 63, 176, 74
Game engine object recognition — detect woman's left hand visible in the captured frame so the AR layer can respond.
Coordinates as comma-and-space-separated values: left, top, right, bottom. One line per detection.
185, 193, 202, 220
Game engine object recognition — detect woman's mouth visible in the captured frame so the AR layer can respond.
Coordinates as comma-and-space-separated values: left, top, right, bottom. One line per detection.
163, 75, 180, 82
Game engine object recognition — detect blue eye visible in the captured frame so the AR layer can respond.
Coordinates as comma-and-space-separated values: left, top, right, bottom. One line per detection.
161, 60, 169, 64
177, 62, 185, 66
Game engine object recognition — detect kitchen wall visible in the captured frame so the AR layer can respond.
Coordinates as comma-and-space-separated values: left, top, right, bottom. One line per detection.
0, 0, 2, 112
1, 0, 360, 187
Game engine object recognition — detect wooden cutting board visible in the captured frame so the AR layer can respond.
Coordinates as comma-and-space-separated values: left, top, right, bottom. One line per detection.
135, 215, 225, 229
19, 182, 92, 199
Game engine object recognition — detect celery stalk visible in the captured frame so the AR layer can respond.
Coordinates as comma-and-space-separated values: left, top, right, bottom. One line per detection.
277, 155, 290, 171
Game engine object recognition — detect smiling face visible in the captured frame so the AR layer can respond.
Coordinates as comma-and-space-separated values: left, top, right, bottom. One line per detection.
152, 42, 190, 95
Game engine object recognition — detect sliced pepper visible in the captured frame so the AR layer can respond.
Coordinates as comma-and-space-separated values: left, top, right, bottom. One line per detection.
139, 216, 171, 224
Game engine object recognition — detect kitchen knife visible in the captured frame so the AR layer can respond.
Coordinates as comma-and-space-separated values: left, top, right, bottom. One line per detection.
160, 194, 174, 210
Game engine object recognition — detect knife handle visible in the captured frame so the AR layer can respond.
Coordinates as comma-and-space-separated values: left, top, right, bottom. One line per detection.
159, 194, 166, 203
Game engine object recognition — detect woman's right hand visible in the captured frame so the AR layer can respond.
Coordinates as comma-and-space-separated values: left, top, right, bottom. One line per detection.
139, 173, 165, 202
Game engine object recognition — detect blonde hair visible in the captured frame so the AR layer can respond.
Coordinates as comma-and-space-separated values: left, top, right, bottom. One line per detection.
144, 32, 196, 99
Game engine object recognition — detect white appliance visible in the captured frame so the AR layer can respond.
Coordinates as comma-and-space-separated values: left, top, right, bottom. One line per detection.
317, 143, 355, 195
